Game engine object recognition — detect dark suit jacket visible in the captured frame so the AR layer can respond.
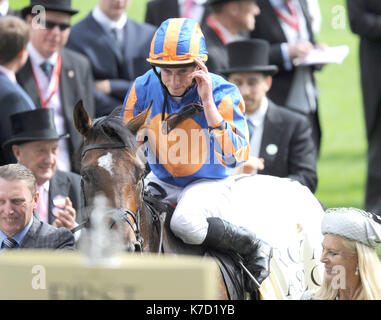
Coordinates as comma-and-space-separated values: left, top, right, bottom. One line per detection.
250, 0, 316, 108
16, 48, 95, 173
21, 212, 74, 249
145, 0, 209, 27
66, 13, 156, 117
347, 0, 381, 140
201, 20, 229, 74
45, 169, 83, 225
257, 100, 317, 193
0, 73, 35, 165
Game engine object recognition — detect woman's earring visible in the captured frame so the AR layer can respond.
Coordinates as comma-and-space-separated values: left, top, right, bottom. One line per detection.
355, 266, 359, 275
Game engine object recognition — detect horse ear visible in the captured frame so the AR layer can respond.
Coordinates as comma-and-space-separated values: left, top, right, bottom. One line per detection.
74, 100, 92, 139
126, 101, 153, 136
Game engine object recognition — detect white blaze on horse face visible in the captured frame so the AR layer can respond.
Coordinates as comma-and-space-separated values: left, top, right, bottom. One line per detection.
98, 152, 114, 176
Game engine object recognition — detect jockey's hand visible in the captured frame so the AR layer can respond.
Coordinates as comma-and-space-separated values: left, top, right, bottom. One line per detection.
190, 59, 224, 127
52, 197, 77, 230
245, 238, 273, 292
234, 157, 265, 175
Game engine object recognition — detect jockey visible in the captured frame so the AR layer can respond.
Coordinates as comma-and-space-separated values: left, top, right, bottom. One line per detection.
121, 18, 272, 291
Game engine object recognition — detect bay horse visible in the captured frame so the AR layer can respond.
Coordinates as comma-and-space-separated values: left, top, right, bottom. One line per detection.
73, 100, 326, 300
73, 101, 236, 300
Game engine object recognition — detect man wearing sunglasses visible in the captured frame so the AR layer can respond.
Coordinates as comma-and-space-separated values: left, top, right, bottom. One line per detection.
16, 0, 95, 174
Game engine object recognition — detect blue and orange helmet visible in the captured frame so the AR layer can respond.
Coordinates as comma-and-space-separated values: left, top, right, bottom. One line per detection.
147, 18, 208, 67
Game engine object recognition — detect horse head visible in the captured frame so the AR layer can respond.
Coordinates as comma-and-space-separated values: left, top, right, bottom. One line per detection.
74, 100, 151, 252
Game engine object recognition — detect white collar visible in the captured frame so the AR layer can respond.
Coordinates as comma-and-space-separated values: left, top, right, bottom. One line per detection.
0, 65, 16, 83
27, 42, 58, 67
92, 5, 127, 31
247, 96, 268, 127
0, 1, 9, 16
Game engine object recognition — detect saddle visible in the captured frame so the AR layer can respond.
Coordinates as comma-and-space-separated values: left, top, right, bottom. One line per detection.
143, 185, 257, 300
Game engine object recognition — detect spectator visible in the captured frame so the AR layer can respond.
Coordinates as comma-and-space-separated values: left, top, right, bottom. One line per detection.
301, 207, 381, 300
2, 108, 82, 233
250, 0, 323, 154
347, 0, 381, 218
0, 163, 74, 250
145, 0, 209, 27
16, 0, 95, 174
201, 0, 260, 73
222, 39, 317, 192
0, 16, 36, 166
66, 0, 156, 117
0, 0, 10, 16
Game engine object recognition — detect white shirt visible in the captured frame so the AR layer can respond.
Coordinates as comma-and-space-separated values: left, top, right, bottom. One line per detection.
0, 65, 16, 83
27, 42, 71, 172
0, 0, 9, 16
92, 5, 127, 33
246, 96, 268, 158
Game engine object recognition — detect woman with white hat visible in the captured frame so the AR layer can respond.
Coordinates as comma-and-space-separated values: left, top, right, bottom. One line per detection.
302, 207, 381, 300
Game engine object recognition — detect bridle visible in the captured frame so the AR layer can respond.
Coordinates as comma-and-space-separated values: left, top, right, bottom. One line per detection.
74, 142, 145, 252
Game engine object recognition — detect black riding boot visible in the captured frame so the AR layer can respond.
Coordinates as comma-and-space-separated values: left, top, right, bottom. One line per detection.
203, 217, 272, 291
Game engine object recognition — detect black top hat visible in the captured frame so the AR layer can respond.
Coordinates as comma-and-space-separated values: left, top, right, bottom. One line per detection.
2, 108, 69, 150
21, 0, 78, 18
220, 39, 278, 76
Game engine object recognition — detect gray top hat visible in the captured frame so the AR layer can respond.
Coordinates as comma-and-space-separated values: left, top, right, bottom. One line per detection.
2, 108, 69, 150
21, 0, 78, 18
220, 39, 278, 76
322, 207, 381, 249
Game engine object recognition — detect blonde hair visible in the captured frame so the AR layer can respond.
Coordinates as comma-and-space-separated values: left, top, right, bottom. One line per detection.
314, 237, 381, 300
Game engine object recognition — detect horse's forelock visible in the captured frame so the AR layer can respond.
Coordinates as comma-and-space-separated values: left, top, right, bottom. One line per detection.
88, 115, 137, 151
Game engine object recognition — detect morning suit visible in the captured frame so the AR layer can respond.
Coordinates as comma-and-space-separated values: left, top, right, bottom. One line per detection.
21, 212, 74, 249
16, 48, 95, 173
44, 169, 83, 225
258, 100, 317, 193
250, 0, 321, 151
145, 0, 208, 27
347, 0, 381, 216
66, 13, 156, 117
0, 72, 35, 165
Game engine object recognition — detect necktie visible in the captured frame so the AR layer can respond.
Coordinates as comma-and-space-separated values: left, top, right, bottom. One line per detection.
1, 237, 18, 249
247, 118, 255, 142
184, 0, 194, 18
111, 27, 124, 51
36, 184, 48, 222
40, 61, 54, 81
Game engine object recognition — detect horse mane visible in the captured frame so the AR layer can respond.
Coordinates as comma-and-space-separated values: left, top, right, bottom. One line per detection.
87, 106, 138, 152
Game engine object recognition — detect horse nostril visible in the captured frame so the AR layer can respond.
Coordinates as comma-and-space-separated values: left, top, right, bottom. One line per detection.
134, 241, 142, 252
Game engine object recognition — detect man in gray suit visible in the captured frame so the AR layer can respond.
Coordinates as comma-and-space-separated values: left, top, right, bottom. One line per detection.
0, 163, 74, 249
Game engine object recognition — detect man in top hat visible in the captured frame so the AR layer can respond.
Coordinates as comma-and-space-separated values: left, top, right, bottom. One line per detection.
2, 108, 82, 232
66, 0, 156, 117
16, 0, 95, 174
222, 39, 317, 192
0, 16, 36, 166
201, 0, 261, 73
250, 0, 324, 155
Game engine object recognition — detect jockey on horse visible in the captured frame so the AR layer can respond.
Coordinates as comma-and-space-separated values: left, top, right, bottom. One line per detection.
121, 17, 272, 292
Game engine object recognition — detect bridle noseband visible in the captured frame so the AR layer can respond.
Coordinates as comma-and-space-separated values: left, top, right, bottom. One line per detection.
77, 142, 145, 251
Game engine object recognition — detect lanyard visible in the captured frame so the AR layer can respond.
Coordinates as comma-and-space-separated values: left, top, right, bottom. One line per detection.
32, 54, 62, 108
274, 4, 299, 32
206, 16, 227, 45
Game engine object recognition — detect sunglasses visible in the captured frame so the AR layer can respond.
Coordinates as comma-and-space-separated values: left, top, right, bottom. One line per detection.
43, 20, 71, 31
